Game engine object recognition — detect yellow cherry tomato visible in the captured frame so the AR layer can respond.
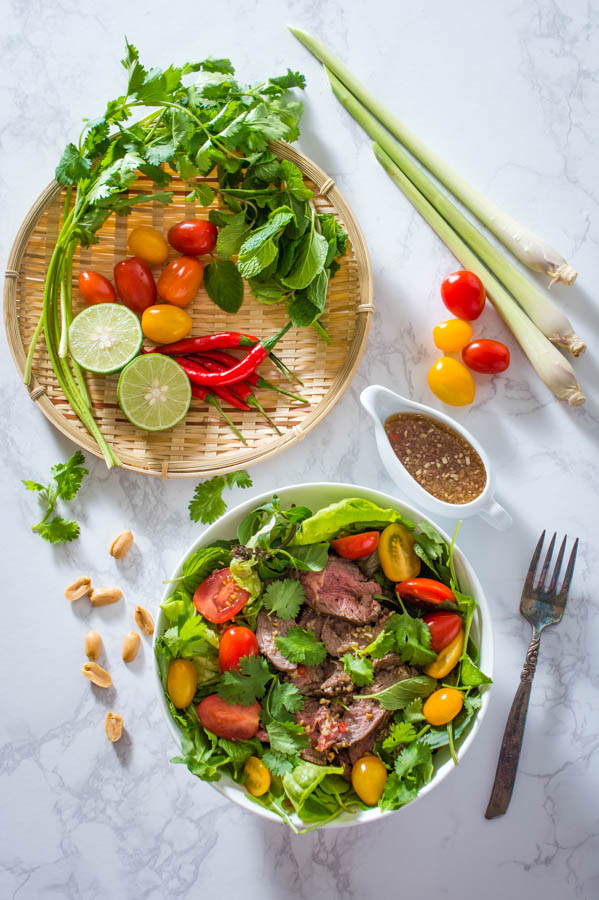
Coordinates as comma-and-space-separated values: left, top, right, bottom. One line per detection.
141, 304, 193, 344
433, 319, 473, 352
167, 658, 198, 709
351, 755, 388, 806
378, 523, 421, 583
128, 225, 169, 265
428, 357, 475, 406
423, 628, 464, 679
244, 756, 271, 797
423, 687, 464, 726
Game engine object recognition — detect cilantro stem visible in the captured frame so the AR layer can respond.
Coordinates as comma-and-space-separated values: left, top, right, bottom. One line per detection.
447, 722, 458, 765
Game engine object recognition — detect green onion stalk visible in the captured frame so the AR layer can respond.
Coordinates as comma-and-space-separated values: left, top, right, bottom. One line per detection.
289, 26, 578, 286
326, 72, 585, 358
373, 144, 585, 407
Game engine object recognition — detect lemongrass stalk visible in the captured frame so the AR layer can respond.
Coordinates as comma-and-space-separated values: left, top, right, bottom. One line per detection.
290, 26, 577, 286
333, 79, 586, 357
374, 144, 584, 406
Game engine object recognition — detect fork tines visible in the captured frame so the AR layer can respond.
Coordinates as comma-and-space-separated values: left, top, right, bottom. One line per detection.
527, 531, 579, 599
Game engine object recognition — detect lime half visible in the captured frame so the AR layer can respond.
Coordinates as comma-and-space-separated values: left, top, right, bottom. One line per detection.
69, 303, 143, 374
117, 354, 191, 432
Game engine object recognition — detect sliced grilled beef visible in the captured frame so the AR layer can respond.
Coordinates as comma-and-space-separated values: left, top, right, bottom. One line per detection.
296, 698, 346, 752
300, 557, 382, 624
298, 607, 327, 641
288, 659, 352, 698
365, 660, 418, 695
300, 745, 333, 765
321, 612, 392, 657
256, 608, 296, 672
288, 662, 329, 695
342, 698, 391, 746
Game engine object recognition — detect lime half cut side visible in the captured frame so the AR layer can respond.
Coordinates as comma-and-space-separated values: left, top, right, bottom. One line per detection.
69, 303, 143, 374
117, 354, 191, 432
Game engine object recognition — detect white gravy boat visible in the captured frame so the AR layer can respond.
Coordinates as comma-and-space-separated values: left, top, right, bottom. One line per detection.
360, 385, 512, 531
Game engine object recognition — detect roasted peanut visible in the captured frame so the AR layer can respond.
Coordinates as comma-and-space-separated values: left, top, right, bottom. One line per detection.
110, 530, 134, 559
135, 605, 154, 635
105, 712, 123, 742
65, 576, 91, 602
122, 630, 141, 662
82, 661, 112, 688
85, 631, 102, 661
89, 587, 122, 607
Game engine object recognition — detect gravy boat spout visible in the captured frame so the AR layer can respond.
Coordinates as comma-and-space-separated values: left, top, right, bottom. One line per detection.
360, 385, 512, 531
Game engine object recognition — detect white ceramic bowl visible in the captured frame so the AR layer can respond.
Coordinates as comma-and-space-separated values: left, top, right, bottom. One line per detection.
154, 482, 493, 830
361, 385, 512, 531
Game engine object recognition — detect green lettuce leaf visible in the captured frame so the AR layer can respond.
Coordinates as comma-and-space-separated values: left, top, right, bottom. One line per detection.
292, 498, 412, 546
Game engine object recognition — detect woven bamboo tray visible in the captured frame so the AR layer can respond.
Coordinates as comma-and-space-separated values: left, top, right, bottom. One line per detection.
4, 142, 373, 477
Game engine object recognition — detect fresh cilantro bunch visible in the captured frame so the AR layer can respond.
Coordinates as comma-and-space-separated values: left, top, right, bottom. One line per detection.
189, 470, 252, 524
23, 451, 88, 543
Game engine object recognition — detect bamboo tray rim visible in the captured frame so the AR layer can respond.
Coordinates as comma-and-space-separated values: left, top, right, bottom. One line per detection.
4, 142, 373, 478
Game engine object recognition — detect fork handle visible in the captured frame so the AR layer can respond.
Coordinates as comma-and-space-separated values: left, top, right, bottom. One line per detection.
485, 631, 541, 819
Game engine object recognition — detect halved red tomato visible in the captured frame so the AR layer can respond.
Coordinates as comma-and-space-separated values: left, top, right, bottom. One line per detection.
193, 567, 250, 623
396, 577, 455, 606
219, 626, 259, 673
197, 695, 260, 740
331, 531, 380, 560
423, 611, 463, 652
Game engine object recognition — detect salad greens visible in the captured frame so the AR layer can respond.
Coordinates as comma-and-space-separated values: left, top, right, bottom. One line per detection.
156, 495, 491, 831
22, 450, 88, 543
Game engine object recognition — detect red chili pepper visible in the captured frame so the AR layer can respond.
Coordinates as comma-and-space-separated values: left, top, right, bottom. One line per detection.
198, 349, 308, 404
175, 358, 251, 411
338, 721, 348, 733
196, 357, 282, 434
179, 323, 292, 387
190, 385, 246, 444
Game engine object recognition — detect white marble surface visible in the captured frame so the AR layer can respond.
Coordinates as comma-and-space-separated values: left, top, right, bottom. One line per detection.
1, 0, 598, 897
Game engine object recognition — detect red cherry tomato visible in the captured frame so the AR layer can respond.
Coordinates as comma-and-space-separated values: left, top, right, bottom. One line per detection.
78, 270, 116, 305
219, 626, 259, 673
441, 270, 486, 321
168, 220, 218, 256
197, 695, 260, 740
331, 531, 380, 560
157, 257, 204, 307
193, 567, 250, 623
113, 257, 156, 315
396, 578, 456, 607
423, 611, 463, 652
462, 339, 510, 374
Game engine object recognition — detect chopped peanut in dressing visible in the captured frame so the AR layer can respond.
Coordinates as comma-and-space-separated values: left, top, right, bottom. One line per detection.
384, 413, 487, 504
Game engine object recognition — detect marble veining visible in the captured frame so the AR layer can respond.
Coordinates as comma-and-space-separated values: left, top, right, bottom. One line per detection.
1, 0, 598, 897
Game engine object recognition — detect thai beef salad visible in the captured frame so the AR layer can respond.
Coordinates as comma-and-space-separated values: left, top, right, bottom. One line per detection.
155, 497, 491, 830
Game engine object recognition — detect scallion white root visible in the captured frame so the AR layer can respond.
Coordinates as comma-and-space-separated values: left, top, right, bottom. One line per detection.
374, 144, 584, 407
289, 26, 578, 286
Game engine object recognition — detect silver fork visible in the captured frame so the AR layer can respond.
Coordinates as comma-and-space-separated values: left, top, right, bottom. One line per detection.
485, 531, 579, 819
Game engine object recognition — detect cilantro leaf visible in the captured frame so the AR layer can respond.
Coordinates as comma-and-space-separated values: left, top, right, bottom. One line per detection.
341, 653, 374, 686
262, 749, 297, 776
263, 579, 305, 620
189, 470, 252, 524
36, 517, 80, 544
381, 721, 417, 753
51, 450, 88, 501
366, 613, 436, 667
266, 720, 309, 756
401, 698, 426, 723
55, 143, 92, 185
217, 655, 272, 706
379, 741, 434, 811
269, 680, 304, 719
275, 626, 327, 666
23, 452, 87, 544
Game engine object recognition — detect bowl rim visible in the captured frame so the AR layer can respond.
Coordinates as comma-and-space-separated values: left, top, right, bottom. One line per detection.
153, 481, 493, 830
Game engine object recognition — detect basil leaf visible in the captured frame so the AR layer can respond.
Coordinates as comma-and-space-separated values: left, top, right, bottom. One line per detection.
360, 675, 437, 711
204, 259, 244, 313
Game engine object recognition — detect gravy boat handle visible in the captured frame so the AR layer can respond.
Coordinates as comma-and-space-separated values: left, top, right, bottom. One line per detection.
478, 499, 512, 531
